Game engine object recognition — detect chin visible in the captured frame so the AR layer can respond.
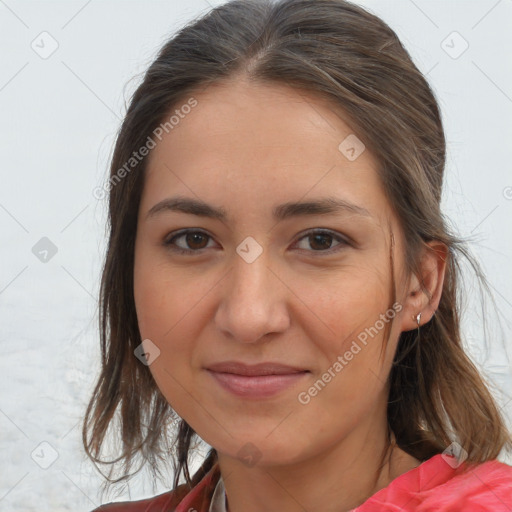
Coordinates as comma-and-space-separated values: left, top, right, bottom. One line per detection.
209, 430, 310, 468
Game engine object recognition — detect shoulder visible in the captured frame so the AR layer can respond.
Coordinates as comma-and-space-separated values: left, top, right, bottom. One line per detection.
438, 457, 512, 509
90, 463, 221, 512
355, 454, 512, 511
90, 487, 184, 511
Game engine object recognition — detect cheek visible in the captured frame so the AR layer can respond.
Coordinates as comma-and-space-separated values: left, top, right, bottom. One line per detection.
133, 275, 198, 419
133, 254, 216, 411
290, 263, 399, 411
133, 244, 212, 341
292, 286, 400, 443
291, 262, 392, 347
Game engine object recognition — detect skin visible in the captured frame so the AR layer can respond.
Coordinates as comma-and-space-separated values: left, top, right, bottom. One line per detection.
133, 77, 447, 512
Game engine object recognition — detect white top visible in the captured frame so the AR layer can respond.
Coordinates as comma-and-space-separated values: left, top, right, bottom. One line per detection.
209, 475, 228, 512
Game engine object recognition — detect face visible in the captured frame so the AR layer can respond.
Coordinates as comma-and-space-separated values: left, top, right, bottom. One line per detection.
133, 78, 414, 467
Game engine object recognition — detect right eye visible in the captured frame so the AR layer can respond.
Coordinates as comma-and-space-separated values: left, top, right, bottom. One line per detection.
163, 229, 215, 255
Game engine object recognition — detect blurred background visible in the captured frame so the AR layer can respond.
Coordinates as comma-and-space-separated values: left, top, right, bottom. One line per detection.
1, 0, 511, 509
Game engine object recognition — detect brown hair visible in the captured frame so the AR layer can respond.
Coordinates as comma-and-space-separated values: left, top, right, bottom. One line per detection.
83, 0, 512, 496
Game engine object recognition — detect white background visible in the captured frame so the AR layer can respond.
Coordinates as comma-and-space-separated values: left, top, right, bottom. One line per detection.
1, 0, 511, 510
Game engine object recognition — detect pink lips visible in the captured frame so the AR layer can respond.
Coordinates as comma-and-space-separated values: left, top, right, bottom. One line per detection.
206, 361, 309, 399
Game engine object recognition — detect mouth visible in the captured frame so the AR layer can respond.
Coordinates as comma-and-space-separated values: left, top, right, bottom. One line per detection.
205, 361, 310, 399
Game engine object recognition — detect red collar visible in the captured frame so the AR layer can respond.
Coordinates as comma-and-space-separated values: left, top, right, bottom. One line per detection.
176, 454, 512, 512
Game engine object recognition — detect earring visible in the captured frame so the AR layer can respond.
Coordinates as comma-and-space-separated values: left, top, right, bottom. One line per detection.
415, 313, 422, 327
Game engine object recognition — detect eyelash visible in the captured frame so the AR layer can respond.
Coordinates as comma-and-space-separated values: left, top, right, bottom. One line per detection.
163, 229, 350, 256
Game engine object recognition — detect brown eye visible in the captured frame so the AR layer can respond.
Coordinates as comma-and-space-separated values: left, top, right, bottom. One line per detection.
164, 228, 349, 256
164, 230, 213, 254
308, 233, 334, 251
295, 230, 349, 254
183, 232, 209, 250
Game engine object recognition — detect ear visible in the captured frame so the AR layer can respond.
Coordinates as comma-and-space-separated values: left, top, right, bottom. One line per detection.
399, 240, 448, 332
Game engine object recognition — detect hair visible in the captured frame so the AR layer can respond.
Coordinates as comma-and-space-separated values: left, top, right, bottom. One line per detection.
83, 0, 512, 497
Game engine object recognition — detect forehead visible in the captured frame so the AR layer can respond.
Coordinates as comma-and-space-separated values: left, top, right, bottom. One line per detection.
149, 78, 365, 161
141, 78, 390, 224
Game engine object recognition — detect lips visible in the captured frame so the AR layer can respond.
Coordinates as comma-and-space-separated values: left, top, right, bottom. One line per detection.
205, 361, 309, 398
206, 361, 308, 376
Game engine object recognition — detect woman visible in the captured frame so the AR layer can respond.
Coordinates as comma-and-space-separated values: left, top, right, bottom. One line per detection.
84, 0, 512, 510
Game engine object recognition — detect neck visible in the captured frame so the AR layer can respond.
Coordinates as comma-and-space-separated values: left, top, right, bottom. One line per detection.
216, 410, 419, 512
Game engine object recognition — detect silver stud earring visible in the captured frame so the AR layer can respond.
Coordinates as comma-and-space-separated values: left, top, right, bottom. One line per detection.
416, 313, 422, 327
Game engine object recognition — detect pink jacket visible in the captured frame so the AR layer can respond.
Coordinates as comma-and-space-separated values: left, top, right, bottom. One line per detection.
93, 453, 512, 511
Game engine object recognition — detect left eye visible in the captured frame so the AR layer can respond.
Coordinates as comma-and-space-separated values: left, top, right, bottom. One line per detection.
163, 229, 349, 255
295, 230, 348, 252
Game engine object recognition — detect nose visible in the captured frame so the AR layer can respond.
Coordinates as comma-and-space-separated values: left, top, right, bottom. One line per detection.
214, 251, 290, 344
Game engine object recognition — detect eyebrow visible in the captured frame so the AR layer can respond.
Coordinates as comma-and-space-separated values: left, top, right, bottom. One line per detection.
146, 195, 371, 223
